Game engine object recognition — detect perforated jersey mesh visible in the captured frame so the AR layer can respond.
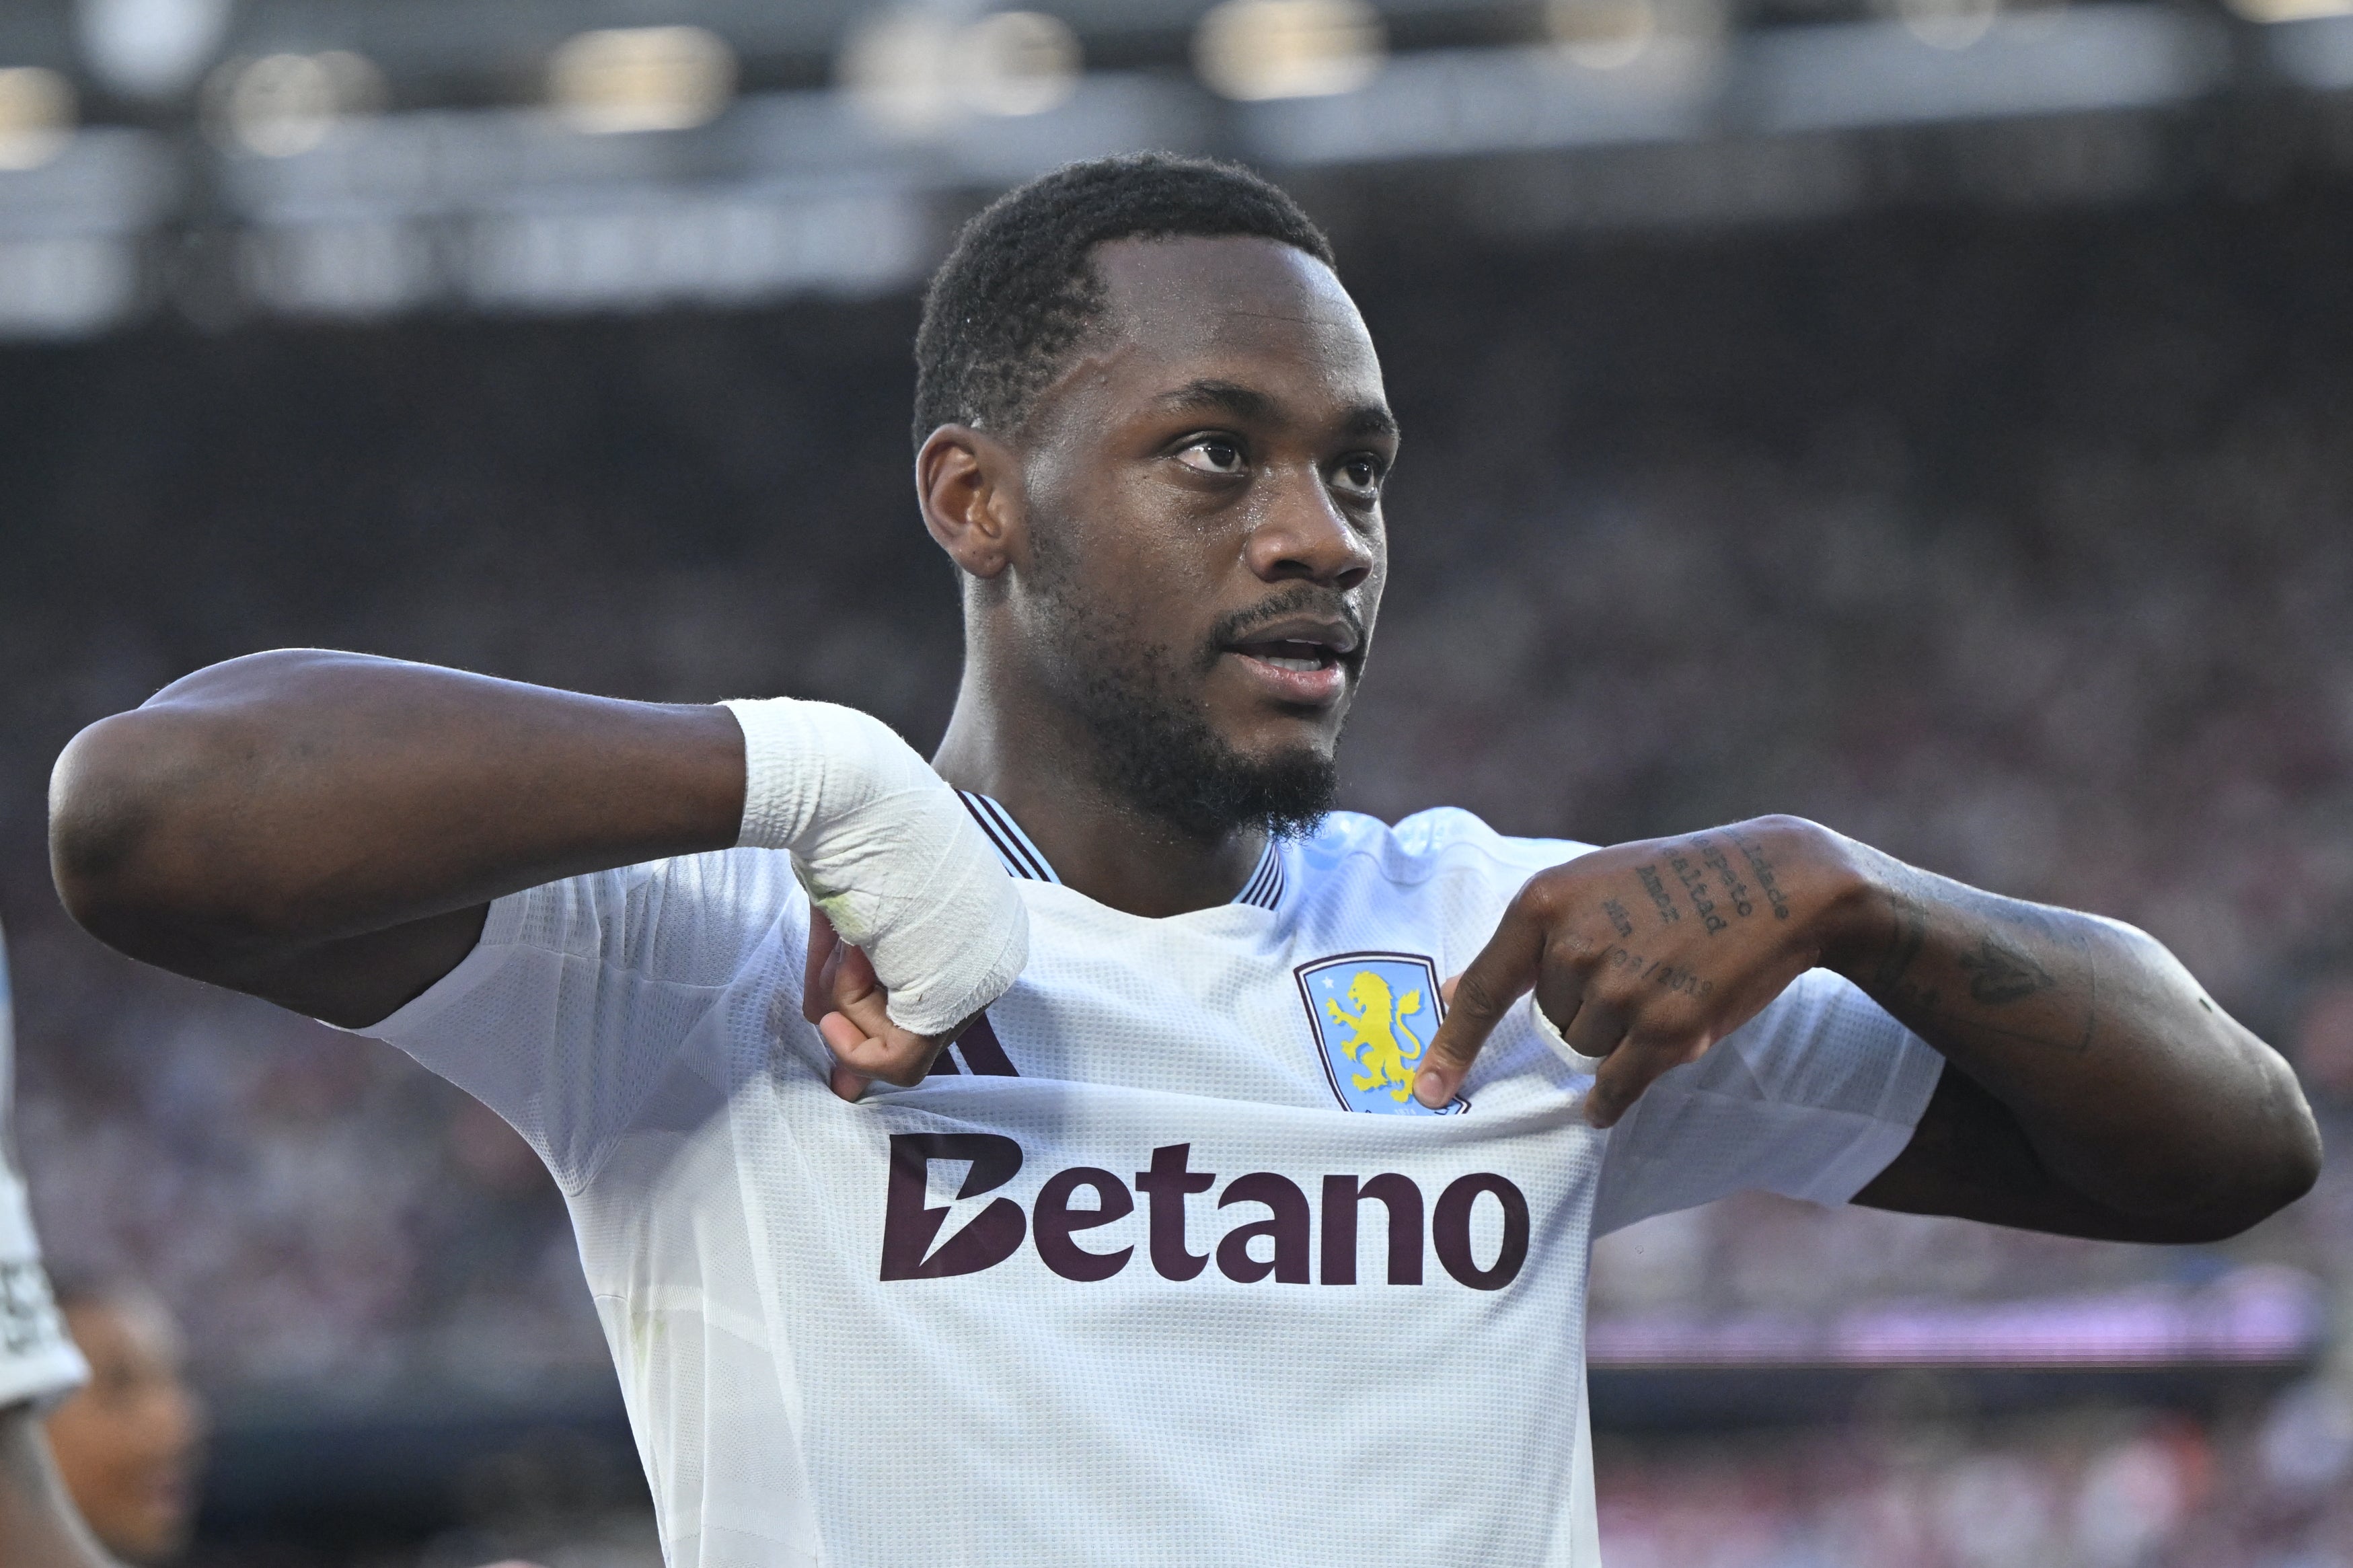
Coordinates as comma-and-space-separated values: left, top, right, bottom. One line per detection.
368, 808, 1941, 1567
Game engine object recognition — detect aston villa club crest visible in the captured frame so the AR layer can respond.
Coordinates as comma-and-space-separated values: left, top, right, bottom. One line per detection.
1295, 953, 1468, 1116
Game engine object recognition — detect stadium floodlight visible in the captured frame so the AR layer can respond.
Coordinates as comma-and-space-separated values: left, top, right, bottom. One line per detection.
0, 67, 75, 172
549, 26, 737, 136
1547, 0, 1660, 70
2227, 0, 2353, 21
1195, 0, 1386, 102
844, 9, 1084, 135
211, 51, 385, 159
842, 11, 959, 135
1883, 0, 2003, 50
963, 11, 1083, 117
75, 0, 230, 99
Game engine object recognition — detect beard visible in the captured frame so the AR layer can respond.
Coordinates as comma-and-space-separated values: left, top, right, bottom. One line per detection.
1030, 576, 1346, 844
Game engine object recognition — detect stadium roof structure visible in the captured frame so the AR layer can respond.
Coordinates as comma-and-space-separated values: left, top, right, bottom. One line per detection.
2, 0, 2352, 336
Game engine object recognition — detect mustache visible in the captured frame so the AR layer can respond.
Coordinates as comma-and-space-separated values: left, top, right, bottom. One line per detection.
1201, 586, 1368, 670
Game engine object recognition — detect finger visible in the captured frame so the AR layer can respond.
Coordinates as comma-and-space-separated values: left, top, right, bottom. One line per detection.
1583, 1032, 1704, 1129
818, 1010, 874, 1102
1416, 906, 1545, 1107
823, 944, 952, 1088
802, 909, 842, 1026
1561, 994, 1628, 1061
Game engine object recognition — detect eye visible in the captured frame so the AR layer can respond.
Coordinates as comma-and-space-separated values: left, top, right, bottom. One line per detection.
1176, 437, 1246, 476
1332, 454, 1386, 498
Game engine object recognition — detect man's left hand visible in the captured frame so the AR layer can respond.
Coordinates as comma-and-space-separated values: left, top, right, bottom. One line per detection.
1413, 815, 1869, 1125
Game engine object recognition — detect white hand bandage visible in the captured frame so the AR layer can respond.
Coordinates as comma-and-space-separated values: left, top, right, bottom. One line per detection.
722, 698, 1029, 1039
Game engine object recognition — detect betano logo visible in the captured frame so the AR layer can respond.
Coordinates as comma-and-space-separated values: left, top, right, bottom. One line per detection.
881, 1135, 1529, 1290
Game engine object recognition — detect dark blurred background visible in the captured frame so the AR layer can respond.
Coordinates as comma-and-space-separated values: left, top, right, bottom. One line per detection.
5, 1, 2353, 1564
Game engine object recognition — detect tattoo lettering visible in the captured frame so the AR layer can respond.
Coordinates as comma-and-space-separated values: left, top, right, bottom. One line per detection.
1733, 833, 1793, 921
1957, 937, 2055, 1006
1695, 837, 1756, 918
1603, 899, 1635, 938
1636, 866, 1681, 925
1600, 944, 1713, 1000
1668, 852, 1729, 934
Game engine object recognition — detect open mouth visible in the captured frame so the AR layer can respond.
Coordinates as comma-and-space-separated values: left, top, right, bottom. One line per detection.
1222, 618, 1359, 707
1232, 638, 1344, 673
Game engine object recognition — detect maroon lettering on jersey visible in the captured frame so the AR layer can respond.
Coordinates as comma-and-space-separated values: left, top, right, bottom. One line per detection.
880, 1133, 1028, 1280
1215, 1173, 1312, 1284
876, 1135, 1532, 1292
955, 1014, 1019, 1076
1034, 1167, 1134, 1282
1318, 1174, 1423, 1285
1431, 1172, 1530, 1291
1133, 1144, 1215, 1281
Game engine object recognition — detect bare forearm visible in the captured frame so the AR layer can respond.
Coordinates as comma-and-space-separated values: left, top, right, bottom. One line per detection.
50, 650, 743, 984
0, 1406, 114, 1568
1828, 846, 2319, 1234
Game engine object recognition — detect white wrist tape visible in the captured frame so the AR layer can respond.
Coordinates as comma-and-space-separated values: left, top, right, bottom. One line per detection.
722, 698, 1029, 1039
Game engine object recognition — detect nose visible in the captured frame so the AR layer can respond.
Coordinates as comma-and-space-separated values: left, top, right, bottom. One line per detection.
1242, 467, 1376, 590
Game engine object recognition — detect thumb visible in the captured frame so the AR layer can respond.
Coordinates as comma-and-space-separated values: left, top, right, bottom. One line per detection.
1414, 908, 1542, 1107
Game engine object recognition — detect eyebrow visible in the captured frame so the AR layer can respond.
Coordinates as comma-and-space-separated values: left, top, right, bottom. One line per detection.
1153, 377, 1400, 442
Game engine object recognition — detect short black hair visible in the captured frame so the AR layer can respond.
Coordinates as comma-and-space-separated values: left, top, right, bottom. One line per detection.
912, 153, 1337, 450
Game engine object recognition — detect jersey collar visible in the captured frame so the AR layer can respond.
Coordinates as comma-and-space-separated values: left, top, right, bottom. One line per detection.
955, 791, 1287, 912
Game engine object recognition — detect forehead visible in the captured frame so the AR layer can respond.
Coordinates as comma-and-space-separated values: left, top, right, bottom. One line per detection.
1079, 235, 1384, 404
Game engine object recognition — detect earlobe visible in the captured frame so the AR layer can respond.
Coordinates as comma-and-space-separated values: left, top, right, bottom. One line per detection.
917, 424, 1022, 580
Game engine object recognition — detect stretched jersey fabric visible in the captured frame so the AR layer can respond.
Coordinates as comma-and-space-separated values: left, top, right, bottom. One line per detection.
363, 805, 1942, 1568
0, 920, 88, 1409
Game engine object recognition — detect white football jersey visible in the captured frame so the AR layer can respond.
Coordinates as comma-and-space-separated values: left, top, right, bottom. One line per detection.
365, 802, 1942, 1568
0, 920, 89, 1409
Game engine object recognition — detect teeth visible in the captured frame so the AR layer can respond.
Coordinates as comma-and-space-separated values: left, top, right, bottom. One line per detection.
1262, 655, 1320, 671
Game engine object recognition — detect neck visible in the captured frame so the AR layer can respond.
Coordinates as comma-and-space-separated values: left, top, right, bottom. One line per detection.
930, 663, 1267, 919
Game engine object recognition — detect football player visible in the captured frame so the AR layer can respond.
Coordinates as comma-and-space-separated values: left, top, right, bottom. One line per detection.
47, 156, 2319, 1567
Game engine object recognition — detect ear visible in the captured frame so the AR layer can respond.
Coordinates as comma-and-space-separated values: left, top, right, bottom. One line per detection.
916, 424, 1023, 580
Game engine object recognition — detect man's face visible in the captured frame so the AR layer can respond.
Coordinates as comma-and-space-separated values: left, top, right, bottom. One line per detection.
46, 1295, 204, 1564
1004, 235, 1395, 836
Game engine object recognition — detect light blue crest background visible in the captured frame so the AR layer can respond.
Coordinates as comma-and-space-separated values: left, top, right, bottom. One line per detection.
1296, 953, 1466, 1117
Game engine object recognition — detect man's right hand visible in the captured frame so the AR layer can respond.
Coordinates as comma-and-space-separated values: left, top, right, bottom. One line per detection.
801, 911, 981, 1100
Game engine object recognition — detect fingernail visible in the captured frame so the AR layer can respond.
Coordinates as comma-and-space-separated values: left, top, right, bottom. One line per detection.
1415, 1070, 1448, 1107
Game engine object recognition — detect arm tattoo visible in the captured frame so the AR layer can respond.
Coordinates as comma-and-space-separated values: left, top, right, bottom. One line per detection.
1867, 872, 2097, 1055
1957, 936, 2055, 1006
1871, 893, 1931, 993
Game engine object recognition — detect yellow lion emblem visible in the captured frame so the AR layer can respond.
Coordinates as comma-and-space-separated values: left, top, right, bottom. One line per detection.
1324, 971, 1427, 1103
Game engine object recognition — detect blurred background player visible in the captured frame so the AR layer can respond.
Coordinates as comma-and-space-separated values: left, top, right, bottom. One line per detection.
0, 914, 112, 1568
42, 1281, 202, 1566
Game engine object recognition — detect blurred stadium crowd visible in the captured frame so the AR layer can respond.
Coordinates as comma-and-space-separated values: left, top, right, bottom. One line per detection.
2, 175, 2351, 1563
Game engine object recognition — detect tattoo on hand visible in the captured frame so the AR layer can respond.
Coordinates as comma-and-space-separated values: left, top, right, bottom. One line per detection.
1731, 833, 1793, 921
1957, 937, 2056, 1006
1637, 865, 1681, 926
1694, 836, 1758, 919
1603, 899, 1635, 938
1602, 944, 1712, 999
1667, 851, 1729, 934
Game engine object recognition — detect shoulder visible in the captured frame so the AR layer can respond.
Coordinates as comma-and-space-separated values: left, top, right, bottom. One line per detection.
1294, 807, 1598, 895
